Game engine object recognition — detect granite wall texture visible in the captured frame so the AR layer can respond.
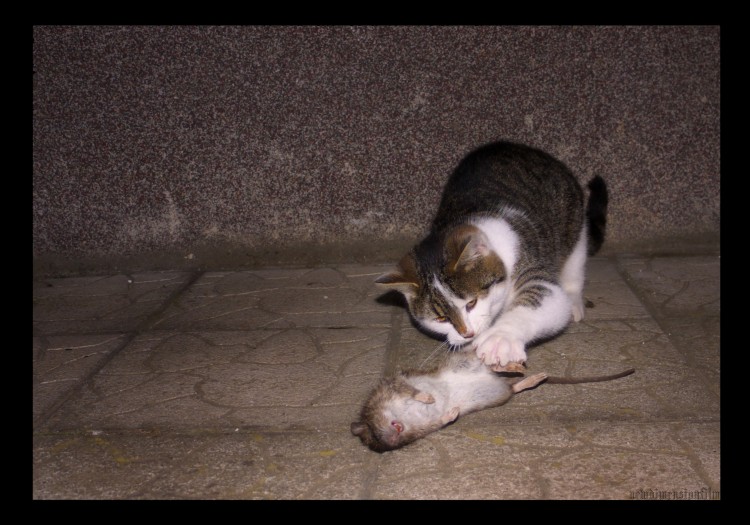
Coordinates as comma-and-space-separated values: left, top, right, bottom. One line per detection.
33, 26, 720, 273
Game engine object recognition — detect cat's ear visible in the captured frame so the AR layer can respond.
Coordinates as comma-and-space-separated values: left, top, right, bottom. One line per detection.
446, 225, 491, 273
375, 253, 419, 297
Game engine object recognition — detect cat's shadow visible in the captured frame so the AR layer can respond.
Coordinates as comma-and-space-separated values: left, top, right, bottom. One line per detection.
375, 290, 408, 309
375, 290, 446, 341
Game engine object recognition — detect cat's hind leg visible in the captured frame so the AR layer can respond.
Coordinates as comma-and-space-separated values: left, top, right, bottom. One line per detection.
560, 224, 588, 322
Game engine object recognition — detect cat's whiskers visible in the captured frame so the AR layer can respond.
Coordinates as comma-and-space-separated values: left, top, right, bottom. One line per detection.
420, 340, 451, 368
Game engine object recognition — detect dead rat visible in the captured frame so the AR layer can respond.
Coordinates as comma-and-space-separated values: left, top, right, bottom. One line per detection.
351, 351, 634, 452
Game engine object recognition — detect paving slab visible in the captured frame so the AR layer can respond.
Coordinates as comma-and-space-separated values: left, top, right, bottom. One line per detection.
33, 430, 371, 499
153, 267, 393, 331
44, 328, 390, 431
33, 272, 195, 335
617, 256, 720, 318
33, 334, 127, 421
32, 255, 720, 499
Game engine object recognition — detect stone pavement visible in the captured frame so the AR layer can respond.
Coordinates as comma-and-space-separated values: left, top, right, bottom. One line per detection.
32, 254, 720, 499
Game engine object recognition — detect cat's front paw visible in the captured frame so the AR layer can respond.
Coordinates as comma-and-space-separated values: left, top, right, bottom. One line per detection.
475, 333, 527, 367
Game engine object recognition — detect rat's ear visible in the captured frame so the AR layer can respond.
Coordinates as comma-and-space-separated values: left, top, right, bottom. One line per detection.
351, 421, 367, 436
375, 253, 419, 298
414, 391, 435, 404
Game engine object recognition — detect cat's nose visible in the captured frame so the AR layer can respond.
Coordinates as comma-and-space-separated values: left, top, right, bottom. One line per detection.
461, 329, 475, 339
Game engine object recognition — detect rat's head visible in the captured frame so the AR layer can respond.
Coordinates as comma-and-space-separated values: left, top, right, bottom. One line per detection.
350, 417, 412, 453
350, 378, 424, 452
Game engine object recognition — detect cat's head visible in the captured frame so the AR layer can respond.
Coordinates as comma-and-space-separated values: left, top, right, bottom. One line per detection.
376, 224, 509, 346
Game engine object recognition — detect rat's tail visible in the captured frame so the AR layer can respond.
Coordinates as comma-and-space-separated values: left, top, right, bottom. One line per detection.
546, 368, 635, 385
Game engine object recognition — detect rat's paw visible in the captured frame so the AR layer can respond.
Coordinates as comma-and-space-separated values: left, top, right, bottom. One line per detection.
490, 361, 526, 373
475, 333, 527, 367
441, 407, 460, 425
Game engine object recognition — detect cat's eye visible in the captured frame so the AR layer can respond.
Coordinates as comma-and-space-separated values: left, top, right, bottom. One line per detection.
435, 316, 449, 323
482, 277, 504, 290
466, 298, 477, 312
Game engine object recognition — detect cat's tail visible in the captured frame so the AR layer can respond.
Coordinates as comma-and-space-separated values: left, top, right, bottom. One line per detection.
586, 176, 608, 255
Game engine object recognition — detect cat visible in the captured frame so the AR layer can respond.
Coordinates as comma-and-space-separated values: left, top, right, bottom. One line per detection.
376, 141, 608, 368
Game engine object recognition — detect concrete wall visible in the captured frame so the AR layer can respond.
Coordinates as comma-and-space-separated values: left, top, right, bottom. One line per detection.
33, 26, 720, 275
